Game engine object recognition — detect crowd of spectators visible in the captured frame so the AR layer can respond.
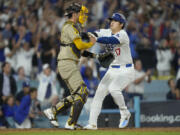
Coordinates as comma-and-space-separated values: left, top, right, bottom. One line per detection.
0, 0, 179, 128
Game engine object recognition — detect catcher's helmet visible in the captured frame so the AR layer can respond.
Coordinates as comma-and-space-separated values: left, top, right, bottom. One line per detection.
109, 13, 126, 25
64, 3, 88, 27
64, 3, 81, 16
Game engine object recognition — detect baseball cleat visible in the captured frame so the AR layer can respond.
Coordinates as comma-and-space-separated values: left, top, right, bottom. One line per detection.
83, 124, 97, 130
65, 122, 75, 130
74, 124, 83, 130
65, 122, 83, 130
44, 108, 59, 127
119, 112, 131, 128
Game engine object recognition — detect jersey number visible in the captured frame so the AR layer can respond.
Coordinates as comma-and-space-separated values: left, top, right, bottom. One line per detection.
115, 48, 121, 56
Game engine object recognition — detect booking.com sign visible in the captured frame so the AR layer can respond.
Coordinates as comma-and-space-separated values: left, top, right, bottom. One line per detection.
141, 114, 180, 124
140, 101, 180, 127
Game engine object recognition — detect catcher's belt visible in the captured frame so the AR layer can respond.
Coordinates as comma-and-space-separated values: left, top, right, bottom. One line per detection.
61, 43, 81, 58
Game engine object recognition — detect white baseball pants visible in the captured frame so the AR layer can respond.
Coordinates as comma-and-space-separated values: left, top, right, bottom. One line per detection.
88, 65, 135, 126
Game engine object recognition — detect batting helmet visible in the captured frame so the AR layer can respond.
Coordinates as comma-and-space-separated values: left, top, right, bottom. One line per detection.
109, 13, 126, 26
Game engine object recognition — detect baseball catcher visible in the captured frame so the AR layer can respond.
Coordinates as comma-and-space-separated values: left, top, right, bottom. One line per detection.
44, 2, 95, 130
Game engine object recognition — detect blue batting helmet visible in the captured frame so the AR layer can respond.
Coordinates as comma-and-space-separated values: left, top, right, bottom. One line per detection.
109, 13, 126, 25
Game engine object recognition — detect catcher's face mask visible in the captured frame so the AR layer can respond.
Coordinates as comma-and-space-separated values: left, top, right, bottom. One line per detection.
79, 5, 88, 27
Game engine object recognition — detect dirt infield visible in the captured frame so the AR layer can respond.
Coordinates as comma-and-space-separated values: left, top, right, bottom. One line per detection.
0, 127, 180, 133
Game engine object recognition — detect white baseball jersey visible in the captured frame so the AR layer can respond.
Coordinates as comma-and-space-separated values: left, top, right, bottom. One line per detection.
95, 29, 133, 65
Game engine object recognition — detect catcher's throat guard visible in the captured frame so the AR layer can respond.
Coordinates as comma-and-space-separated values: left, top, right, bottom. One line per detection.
64, 3, 88, 27
79, 5, 88, 27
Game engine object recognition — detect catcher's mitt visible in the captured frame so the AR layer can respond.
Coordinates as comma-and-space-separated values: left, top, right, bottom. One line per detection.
98, 52, 114, 68
80, 32, 90, 42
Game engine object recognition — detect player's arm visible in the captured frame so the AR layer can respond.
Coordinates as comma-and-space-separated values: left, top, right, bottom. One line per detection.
89, 29, 120, 45
92, 29, 107, 37
66, 25, 94, 50
96, 36, 120, 44
73, 38, 94, 50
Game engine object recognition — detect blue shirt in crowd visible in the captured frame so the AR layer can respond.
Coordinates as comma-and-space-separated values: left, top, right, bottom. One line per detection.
14, 95, 31, 125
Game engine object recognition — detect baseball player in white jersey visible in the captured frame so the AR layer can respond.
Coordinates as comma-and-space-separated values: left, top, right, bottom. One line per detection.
84, 13, 135, 129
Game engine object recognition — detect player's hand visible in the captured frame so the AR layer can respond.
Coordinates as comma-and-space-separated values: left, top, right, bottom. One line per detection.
90, 36, 96, 44
88, 32, 97, 39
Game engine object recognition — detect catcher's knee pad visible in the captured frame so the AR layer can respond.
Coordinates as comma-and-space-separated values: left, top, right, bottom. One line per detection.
55, 95, 74, 113
67, 84, 89, 125
75, 83, 89, 103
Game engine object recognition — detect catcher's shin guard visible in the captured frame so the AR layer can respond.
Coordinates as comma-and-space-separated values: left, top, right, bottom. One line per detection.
53, 95, 74, 114
67, 84, 89, 125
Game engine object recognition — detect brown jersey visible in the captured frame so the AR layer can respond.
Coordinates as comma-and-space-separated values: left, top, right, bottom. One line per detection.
58, 21, 81, 62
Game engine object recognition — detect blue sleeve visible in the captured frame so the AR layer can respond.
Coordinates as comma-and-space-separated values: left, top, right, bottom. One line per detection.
18, 96, 31, 111
80, 65, 86, 79
97, 36, 120, 44
14, 34, 19, 43
24, 32, 32, 42
50, 57, 56, 72
37, 58, 42, 73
